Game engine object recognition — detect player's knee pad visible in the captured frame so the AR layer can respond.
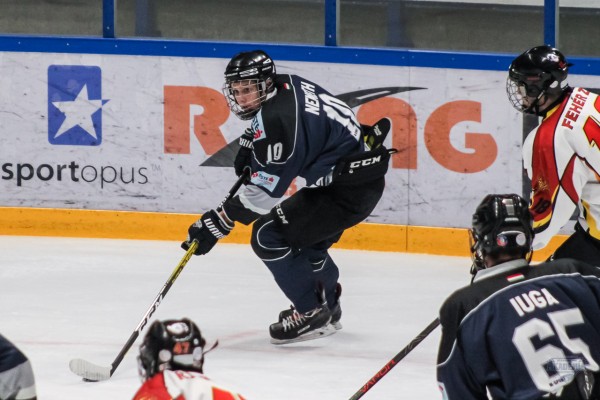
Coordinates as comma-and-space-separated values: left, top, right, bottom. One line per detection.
251, 214, 292, 261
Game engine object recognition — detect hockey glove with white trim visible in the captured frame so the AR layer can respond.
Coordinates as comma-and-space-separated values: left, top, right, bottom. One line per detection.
182, 210, 234, 255
362, 117, 391, 150
234, 128, 254, 177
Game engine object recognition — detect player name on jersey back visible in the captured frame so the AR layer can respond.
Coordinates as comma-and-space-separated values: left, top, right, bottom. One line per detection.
508, 288, 560, 317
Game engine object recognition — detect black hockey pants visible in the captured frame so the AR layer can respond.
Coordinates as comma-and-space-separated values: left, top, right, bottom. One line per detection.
250, 176, 385, 313
551, 223, 600, 267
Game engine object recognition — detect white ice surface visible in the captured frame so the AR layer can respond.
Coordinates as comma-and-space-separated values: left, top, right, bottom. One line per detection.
0, 236, 472, 400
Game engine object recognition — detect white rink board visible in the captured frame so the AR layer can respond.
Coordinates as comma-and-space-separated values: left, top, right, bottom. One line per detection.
1, 51, 598, 227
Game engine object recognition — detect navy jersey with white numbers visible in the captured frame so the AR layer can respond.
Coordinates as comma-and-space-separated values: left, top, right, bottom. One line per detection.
223, 74, 364, 222
437, 258, 600, 400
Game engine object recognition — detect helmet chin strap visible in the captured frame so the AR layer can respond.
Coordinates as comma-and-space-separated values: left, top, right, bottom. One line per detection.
525, 80, 569, 116
525, 91, 547, 115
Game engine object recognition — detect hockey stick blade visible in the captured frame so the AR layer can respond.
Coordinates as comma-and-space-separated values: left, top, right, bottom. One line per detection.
69, 358, 112, 382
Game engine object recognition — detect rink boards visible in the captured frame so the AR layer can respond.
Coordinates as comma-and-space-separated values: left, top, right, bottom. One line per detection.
0, 206, 565, 261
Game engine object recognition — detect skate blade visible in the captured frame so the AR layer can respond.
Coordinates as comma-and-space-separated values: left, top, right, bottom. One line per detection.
331, 321, 343, 331
270, 324, 337, 345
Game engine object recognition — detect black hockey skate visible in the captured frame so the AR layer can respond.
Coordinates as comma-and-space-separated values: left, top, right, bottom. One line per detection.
278, 283, 343, 331
270, 285, 338, 344
270, 305, 334, 345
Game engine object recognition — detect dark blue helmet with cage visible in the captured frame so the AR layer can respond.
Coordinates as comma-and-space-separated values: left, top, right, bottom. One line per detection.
222, 50, 276, 120
137, 318, 206, 381
506, 45, 571, 116
469, 194, 534, 275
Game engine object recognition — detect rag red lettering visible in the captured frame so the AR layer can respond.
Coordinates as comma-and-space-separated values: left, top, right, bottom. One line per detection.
164, 86, 229, 154
425, 101, 496, 173
164, 86, 497, 175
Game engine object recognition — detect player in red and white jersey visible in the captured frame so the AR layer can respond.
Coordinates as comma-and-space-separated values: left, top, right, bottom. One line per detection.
132, 318, 246, 400
507, 45, 600, 265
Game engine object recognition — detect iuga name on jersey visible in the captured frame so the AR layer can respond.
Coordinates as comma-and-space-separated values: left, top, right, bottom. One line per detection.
509, 288, 560, 317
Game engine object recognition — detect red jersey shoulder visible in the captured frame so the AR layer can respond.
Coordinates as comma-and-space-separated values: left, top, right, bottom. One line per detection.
132, 373, 170, 400
535, 94, 571, 149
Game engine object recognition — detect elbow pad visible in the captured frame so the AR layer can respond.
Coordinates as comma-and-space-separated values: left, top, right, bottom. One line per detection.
222, 196, 261, 225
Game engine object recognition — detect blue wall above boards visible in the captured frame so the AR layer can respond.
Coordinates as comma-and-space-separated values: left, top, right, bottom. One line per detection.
1, 35, 600, 76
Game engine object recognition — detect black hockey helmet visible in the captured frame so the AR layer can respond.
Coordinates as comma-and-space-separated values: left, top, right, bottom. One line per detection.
506, 45, 571, 115
470, 194, 534, 274
137, 318, 206, 381
222, 50, 276, 120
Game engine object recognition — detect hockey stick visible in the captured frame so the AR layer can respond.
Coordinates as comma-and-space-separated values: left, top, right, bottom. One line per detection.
348, 318, 441, 400
69, 170, 250, 382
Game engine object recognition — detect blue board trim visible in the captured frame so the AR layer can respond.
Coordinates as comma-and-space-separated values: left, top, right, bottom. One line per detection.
1, 34, 599, 75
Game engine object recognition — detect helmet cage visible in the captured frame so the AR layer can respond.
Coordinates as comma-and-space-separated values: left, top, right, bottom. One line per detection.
137, 319, 206, 382
506, 73, 560, 115
222, 78, 273, 120
223, 50, 276, 120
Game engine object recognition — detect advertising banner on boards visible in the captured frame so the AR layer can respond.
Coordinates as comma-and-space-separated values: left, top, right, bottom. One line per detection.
1, 51, 598, 227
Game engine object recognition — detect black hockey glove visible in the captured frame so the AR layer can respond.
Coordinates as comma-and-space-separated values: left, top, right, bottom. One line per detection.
234, 128, 254, 177
362, 117, 391, 150
181, 210, 234, 255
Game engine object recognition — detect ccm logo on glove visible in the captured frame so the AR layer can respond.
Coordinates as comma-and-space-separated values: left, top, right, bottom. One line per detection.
349, 155, 382, 169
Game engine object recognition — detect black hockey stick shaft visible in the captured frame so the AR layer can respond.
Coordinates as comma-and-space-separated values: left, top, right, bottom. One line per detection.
103, 171, 250, 379
348, 318, 441, 400
106, 242, 198, 377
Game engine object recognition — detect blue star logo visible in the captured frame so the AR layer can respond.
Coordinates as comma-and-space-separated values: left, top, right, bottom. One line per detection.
48, 65, 109, 146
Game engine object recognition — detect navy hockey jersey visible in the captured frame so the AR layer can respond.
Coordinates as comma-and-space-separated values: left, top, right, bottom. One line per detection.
437, 258, 600, 400
223, 74, 364, 223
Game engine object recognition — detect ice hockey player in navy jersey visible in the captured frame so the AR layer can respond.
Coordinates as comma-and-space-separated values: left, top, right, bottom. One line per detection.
437, 193, 600, 400
181, 50, 392, 344
0, 333, 36, 400
133, 318, 246, 400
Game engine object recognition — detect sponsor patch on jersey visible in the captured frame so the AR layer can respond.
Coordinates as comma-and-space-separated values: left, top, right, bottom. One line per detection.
250, 171, 280, 192
251, 117, 267, 142
506, 273, 524, 282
